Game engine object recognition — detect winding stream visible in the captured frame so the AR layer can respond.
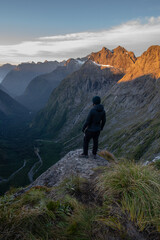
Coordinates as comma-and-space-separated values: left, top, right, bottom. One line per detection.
0, 160, 27, 183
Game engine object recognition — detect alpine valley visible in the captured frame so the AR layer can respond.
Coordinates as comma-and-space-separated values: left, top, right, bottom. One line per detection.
0, 45, 160, 195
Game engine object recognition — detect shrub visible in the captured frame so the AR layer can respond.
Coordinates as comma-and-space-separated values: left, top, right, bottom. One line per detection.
98, 150, 117, 163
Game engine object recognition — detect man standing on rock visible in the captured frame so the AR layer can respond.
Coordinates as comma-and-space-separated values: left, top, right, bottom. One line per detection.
80, 96, 106, 159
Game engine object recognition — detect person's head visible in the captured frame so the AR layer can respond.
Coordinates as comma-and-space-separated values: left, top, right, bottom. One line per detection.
92, 96, 101, 105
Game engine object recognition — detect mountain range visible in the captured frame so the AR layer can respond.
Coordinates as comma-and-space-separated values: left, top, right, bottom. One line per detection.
1, 61, 61, 97
16, 58, 85, 111
31, 45, 160, 161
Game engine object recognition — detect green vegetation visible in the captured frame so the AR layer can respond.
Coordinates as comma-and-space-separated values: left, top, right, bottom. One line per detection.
0, 137, 35, 195
0, 158, 35, 196
101, 114, 160, 162
0, 160, 160, 240
0, 132, 62, 195
154, 159, 160, 170
33, 141, 62, 179
97, 161, 160, 233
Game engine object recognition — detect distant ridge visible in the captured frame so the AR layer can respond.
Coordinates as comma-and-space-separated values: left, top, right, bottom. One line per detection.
0, 88, 28, 117
16, 58, 84, 111
1, 61, 62, 96
0, 63, 16, 83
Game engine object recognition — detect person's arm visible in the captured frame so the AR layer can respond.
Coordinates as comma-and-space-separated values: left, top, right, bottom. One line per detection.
101, 111, 106, 130
82, 110, 93, 132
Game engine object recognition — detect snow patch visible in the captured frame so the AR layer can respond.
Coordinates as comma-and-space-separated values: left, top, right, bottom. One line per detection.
76, 59, 85, 65
92, 61, 114, 68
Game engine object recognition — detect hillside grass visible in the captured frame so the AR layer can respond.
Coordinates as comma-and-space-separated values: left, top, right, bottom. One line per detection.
97, 161, 160, 233
0, 160, 160, 240
100, 114, 160, 162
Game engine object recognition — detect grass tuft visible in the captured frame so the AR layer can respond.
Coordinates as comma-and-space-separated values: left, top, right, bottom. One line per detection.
98, 150, 117, 163
97, 160, 160, 232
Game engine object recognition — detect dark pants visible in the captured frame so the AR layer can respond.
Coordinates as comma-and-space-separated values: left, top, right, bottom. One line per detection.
83, 130, 100, 155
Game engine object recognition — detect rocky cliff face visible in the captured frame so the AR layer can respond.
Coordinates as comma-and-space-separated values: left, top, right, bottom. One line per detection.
89, 46, 136, 73
100, 74, 160, 159
98, 47, 160, 160
119, 45, 160, 82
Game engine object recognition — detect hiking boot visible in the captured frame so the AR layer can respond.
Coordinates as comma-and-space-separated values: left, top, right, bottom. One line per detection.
92, 154, 97, 159
79, 153, 89, 158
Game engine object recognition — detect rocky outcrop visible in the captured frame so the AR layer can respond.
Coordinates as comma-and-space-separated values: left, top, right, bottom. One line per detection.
30, 149, 109, 188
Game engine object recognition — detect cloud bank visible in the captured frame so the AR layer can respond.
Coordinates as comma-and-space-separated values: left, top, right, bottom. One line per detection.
0, 17, 160, 64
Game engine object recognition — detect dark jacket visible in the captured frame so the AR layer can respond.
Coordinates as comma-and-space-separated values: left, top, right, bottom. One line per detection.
82, 104, 106, 132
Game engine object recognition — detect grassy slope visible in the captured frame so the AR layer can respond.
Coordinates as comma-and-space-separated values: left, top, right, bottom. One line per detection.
0, 159, 160, 240
100, 113, 160, 161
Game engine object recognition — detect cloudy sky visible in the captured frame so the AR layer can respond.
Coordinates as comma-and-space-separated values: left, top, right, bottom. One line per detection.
0, 0, 160, 64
